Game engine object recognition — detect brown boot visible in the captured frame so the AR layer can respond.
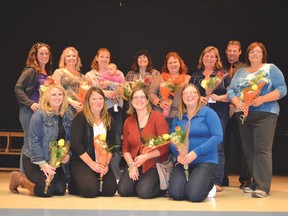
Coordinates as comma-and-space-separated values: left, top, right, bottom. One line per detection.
20, 175, 35, 195
9, 171, 25, 194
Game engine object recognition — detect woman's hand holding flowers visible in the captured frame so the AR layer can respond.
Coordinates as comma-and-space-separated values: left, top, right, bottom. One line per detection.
40, 164, 56, 177
200, 96, 208, 105
89, 161, 105, 173
61, 154, 70, 164
183, 151, 197, 165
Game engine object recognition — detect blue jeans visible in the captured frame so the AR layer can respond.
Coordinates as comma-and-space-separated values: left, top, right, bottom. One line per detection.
213, 113, 228, 185
19, 106, 34, 173
169, 162, 216, 202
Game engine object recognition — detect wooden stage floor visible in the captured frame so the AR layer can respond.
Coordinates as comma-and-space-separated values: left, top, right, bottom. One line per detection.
0, 171, 288, 216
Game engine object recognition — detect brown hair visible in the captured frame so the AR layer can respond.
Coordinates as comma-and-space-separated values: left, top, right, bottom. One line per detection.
126, 87, 152, 115
226, 40, 242, 51
178, 84, 203, 120
83, 87, 112, 129
131, 49, 154, 72
245, 42, 267, 66
26, 42, 52, 75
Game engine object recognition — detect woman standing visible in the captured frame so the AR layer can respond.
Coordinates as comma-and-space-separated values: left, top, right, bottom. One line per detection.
228, 42, 287, 198
52, 46, 86, 114
15, 42, 52, 173
189, 46, 230, 192
169, 84, 223, 202
118, 88, 170, 198
85, 48, 125, 181
69, 87, 117, 198
148, 52, 190, 128
9, 84, 73, 197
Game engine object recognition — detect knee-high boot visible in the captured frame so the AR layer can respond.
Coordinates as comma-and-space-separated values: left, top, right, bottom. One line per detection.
9, 171, 35, 195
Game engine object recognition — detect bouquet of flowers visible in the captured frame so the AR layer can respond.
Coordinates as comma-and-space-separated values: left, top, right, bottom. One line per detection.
39, 76, 55, 98
118, 79, 147, 101
44, 139, 70, 194
170, 125, 189, 181
141, 133, 171, 154
160, 79, 177, 116
78, 81, 91, 104
239, 73, 266, 124
93, 134, 118, 192
201, 71, 228, 103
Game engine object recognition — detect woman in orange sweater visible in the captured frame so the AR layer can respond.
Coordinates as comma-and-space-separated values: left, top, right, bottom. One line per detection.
118, 87, 169, 199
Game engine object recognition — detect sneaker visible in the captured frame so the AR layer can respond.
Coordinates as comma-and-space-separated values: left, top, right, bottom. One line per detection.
207, 185, 216, 198
252, 190, 268, 198
239, 181, 251, 190
243, 187, 254, 193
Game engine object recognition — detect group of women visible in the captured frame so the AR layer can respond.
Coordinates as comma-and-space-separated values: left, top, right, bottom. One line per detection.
9, 41, 286, 202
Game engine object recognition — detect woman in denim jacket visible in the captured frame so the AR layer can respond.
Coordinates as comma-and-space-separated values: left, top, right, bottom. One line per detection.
9, 84, 73, 197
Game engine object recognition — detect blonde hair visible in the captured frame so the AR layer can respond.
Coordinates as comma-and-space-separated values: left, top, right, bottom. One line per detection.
59, 47, 82, 72
197, 46, 223, 70
126, 87, 152, 115
83, 87, 112, 129
40, 84, 69, 116
178, 84, 203, 120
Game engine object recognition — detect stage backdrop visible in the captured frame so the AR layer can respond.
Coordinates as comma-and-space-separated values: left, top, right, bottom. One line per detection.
0, 0, 287, 172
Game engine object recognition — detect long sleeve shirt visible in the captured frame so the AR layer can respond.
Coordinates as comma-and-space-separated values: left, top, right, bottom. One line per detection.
227, 63, 287, 115
170, 106, 223, 165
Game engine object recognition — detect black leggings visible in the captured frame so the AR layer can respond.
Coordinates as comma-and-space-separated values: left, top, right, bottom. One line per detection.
69, 159, 117, 198
22, 154, 66, 197
118, 167, 163, 199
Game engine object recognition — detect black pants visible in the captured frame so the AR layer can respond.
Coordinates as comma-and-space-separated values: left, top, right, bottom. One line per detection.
223, 113, 251, 185
23, 154, 66, 197
118, 167, 163, 199
69, 159, 117, 198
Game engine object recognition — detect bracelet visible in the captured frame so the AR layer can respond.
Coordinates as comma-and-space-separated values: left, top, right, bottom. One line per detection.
39, 163, 48, 168
128, 163, 135, 171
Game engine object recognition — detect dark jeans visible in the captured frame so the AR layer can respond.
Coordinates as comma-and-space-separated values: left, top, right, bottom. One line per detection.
118, 167, 163, 199
236, 111, 278, 194
223, 113, 251, 185
213, 113, 228, 186
69, 159, 117, 198
169, 162, 216, 202
23, 154, 66, 197
108, 106, 123, 180
19, 106, 34, 173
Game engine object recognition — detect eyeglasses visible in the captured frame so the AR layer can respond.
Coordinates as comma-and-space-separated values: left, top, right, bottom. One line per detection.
183, 91, 198, 95
249, 50, 262, 55
132, 96, 147, 100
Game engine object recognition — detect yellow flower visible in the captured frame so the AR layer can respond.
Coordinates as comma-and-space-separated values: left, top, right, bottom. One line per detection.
57, 139, 65, 147
251, 84, 258, 91
162, 134, 170, 141
99, 134, 106, 141
55, 161, 61, 168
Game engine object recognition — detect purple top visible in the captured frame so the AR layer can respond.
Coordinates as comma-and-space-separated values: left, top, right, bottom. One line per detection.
30, 73, 47, 102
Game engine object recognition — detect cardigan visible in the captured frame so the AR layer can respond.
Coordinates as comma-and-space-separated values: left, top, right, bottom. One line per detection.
122, 110, 169, 173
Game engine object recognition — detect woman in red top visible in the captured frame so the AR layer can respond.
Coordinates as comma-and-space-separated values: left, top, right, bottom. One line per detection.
118, 87, 169, 198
